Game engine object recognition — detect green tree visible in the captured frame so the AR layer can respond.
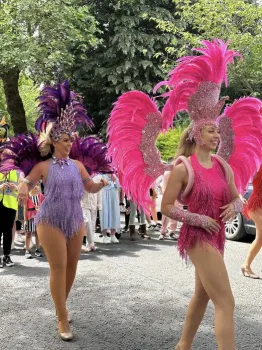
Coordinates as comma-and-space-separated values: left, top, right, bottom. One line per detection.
0, 0, 97, 133
69, 0, 176, 131
0, 75, 40, 135
157, 115, 190, 160
155, 0, 262, 98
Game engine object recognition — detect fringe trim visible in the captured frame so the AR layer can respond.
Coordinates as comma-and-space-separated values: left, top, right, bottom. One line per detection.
35, 217, 84, 242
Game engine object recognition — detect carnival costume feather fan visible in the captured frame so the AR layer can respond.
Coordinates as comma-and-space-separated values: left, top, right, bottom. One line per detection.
0, 133, 112, 177
107, 91, 165, 213
217, 97, 262, 194
35, 80, 94, 139
70, 136, 112, 175
107, 39, 262, 212
0, 133, 42, 176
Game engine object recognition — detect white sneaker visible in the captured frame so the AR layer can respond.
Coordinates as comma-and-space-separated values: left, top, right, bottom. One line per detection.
158, 234, 165, 240
110, 235, 119, 244
86, 243, 97, 252
81, 245, 89, 252
119, 204, 126, 213
103, 236, 111, 244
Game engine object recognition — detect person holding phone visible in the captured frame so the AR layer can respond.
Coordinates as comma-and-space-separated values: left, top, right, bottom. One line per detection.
0, 149, 23, 267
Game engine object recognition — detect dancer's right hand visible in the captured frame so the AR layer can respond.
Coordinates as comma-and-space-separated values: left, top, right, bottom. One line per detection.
203, 217, 220, 234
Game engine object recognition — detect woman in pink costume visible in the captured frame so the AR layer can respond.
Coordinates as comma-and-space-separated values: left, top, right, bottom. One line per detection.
162, 124, 240, 350
107, 40, 262, 350
241, 166, 262, 279
2, 82, 111, 341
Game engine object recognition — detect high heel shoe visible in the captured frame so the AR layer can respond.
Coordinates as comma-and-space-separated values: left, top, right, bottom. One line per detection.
241, 266, 260, 279
58, 320, 73, 341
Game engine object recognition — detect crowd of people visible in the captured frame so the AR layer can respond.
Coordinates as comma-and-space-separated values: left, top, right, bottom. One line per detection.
0, 169, 178, 262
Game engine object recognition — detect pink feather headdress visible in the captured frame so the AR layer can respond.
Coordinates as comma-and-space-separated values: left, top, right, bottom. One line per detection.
154, 39, 242, 142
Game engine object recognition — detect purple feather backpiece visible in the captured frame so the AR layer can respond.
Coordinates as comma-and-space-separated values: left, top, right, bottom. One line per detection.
35, 80, 94, 133
70, 136, 112, 175
0, 133, 42, 176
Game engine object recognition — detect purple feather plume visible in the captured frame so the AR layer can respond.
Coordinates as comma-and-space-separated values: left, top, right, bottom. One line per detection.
35, 80, 94, 132
70, 136, 112, 175
0, 133, 42, 176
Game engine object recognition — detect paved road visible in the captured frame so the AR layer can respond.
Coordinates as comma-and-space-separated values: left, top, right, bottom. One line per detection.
0, 230, 261, 350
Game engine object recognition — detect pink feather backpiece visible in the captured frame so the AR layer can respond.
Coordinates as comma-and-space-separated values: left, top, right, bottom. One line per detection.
217, 97, 262, 194
154, 39, 241, 130
107, 91, 165, 213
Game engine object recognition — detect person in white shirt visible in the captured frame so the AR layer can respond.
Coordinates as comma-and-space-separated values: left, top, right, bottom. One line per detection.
81, 175, 102, 252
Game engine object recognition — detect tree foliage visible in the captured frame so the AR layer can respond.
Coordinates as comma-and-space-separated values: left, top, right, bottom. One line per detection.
0, 75, 39, 135
0, 0, 98, 133
155, 0, 262, 97
157, 127, 184, 161
69, 0, 176, 130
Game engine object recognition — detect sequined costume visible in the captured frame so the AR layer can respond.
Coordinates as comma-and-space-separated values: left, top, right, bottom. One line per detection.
243, 166, 262, 219
107, 39, 262, 216
177, 154, 230, 260
35, 159, 84, 240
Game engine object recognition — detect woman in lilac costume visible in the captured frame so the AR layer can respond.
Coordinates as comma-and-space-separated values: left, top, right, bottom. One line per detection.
17, 82, 107, 341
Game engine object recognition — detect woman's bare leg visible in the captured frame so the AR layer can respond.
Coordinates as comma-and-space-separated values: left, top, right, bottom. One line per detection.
25, 232, 32, 252
35, 232, 41, 250
177, 270, 210, 349
66, 225, 85, 300
37, 225, 67, 321
181, 244, 235, 350
242, 210, 262, 274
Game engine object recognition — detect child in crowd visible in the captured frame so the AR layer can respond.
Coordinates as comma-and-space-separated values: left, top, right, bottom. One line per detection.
24, 183, 44, 259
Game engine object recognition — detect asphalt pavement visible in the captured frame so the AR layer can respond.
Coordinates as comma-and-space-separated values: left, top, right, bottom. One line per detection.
0, 229, 261, 350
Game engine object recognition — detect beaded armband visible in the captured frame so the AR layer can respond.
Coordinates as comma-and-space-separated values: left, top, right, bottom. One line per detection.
83, 177, 92, 184
169, 206, 210, 228
231, 197, 243, 214
22, 178, 35, 188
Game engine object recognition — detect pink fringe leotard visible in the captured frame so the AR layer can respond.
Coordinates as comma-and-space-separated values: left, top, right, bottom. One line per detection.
178, 154, 231, 260
243, 165, 262, 219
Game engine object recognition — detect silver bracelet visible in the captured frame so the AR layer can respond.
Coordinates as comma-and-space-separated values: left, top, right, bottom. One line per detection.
22, 178, 35, 188
83, 177, 92, 184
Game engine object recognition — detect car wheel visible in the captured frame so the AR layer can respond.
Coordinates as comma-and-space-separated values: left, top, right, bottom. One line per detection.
225, 214, 246, 241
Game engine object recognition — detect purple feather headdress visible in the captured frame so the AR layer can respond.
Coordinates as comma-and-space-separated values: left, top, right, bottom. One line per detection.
70, 136, 112, 175
35, 80, 94, 142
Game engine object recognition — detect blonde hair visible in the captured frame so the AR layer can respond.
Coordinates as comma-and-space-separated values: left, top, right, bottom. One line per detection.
38, 123, 54, 157
175, 124, 196, 158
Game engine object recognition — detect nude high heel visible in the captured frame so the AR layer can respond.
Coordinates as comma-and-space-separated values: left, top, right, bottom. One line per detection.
241, 266, 260, 279
58, 320, 73, 341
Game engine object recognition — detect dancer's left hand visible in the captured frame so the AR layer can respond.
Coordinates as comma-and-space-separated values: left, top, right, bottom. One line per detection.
220, 203, 236, 223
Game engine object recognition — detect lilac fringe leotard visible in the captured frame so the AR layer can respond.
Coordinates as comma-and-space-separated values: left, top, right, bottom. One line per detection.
35, 159, 84, 240
178, 154, 231, 260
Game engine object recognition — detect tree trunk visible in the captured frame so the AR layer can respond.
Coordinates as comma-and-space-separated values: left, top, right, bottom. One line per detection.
1, 69, 28, 134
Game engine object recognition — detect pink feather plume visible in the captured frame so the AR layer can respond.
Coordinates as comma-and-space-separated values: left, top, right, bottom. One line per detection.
217, 97, 262, 194
107, 91, 165, 213
154, 39, 241, 130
